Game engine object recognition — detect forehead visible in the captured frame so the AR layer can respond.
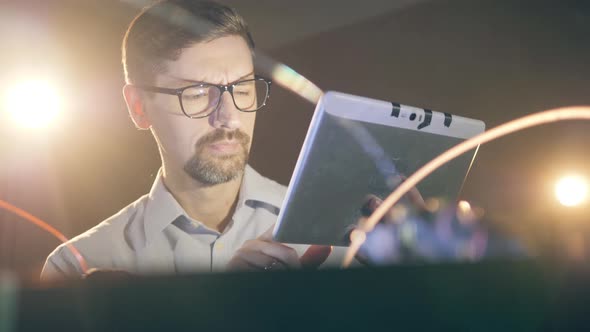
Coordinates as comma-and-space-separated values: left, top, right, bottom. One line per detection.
158, 35, 254, 86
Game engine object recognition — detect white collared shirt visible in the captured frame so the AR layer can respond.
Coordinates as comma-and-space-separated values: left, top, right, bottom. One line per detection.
41, 165, 348, 279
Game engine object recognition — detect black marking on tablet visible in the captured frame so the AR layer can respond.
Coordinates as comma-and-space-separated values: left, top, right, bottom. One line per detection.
418, 109, 432, 129
444, 112, 453, 127
391, 102, 400, 117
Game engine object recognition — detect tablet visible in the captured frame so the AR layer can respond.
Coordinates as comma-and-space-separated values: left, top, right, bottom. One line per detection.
273, 91, 485, 246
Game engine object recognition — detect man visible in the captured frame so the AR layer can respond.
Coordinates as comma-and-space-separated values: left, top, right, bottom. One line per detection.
41, 0, 335, 280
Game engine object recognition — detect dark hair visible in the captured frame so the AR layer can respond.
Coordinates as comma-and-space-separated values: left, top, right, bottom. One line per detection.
122, 0, 255, 84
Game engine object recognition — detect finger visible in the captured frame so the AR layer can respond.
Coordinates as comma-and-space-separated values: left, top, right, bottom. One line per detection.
226, 257, 257, 271
228, 249, 286, 271
300, 245, 332, 269
257, 223, 276, 241
228, 254, 269, 272
242, 240, 301, 268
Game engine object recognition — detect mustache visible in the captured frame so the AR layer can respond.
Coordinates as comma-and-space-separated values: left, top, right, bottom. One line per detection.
195, 129, 251, 148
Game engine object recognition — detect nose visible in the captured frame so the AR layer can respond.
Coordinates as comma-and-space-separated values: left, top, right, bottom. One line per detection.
209, 90, 241, 130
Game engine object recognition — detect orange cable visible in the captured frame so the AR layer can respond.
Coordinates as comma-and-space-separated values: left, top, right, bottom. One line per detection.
0, 199, 89, 274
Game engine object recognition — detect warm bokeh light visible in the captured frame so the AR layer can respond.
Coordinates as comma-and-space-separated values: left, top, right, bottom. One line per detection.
3, 80, 62, 129
457, 200, 471, 212
456, 200, 482, 225
555, 175, 588, 207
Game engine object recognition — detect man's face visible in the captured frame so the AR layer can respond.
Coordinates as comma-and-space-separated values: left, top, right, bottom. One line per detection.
144, 35, 256, 185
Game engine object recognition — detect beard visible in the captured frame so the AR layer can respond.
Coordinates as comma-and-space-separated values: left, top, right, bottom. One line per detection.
184, 129, 251, 186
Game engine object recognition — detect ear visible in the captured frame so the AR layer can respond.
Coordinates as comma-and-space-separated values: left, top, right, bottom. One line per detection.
123, 84, 151, 130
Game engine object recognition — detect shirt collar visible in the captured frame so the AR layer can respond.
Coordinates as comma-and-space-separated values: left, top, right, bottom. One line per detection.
143, 165, 284, 244
143, 169, 186, 244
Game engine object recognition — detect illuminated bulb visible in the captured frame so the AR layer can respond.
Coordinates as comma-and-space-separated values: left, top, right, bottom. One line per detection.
555, 175, 588, 207
3, 80, 62, 129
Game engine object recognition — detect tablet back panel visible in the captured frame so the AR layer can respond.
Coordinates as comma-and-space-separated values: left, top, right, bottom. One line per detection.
274, 91, 485, 246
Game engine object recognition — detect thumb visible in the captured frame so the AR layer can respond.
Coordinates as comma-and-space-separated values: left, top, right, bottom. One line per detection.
258, 223, 276, 241
300, 245, 332, 269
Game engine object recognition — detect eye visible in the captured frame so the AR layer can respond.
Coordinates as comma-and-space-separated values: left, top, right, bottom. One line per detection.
233, 81, 255, 96
233, 89, 251, 96
183, 87, 208, 100
184, 88, 208, 98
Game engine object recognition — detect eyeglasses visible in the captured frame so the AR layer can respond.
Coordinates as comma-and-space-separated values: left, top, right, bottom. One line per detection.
136, 75, 272, 119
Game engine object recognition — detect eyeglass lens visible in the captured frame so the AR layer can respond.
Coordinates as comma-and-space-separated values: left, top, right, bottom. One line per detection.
180, 80, 268, 117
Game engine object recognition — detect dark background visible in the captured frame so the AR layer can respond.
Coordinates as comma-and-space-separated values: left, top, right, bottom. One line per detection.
0, 0, 589, 279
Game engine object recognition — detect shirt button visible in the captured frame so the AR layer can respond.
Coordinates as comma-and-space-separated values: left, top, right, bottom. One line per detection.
216, 242, 224, 249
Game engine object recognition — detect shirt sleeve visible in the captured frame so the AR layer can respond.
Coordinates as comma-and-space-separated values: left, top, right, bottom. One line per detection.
40, 246, 85, 281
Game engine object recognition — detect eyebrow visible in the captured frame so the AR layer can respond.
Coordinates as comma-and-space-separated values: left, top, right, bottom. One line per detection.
169, 71, 255, 85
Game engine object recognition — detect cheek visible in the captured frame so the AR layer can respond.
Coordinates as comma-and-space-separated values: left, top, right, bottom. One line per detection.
240, 113, 257, 136
147, 99, 201, 153
150, 115, 208, 160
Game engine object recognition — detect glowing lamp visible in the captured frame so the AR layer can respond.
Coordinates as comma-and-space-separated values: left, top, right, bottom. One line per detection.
3, 80, 62, 129
555, 175, 588, 207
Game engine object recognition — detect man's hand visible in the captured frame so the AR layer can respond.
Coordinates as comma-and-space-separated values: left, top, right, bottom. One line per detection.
227, 225, 332, 271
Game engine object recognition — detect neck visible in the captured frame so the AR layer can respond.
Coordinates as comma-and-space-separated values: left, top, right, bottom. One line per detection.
162, 166, 244, 233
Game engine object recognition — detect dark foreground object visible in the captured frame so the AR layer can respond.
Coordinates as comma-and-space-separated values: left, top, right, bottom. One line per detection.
14, 260, 590, 331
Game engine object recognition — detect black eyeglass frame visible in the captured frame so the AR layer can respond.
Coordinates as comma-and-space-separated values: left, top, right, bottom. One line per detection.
135, 75, 272, 119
